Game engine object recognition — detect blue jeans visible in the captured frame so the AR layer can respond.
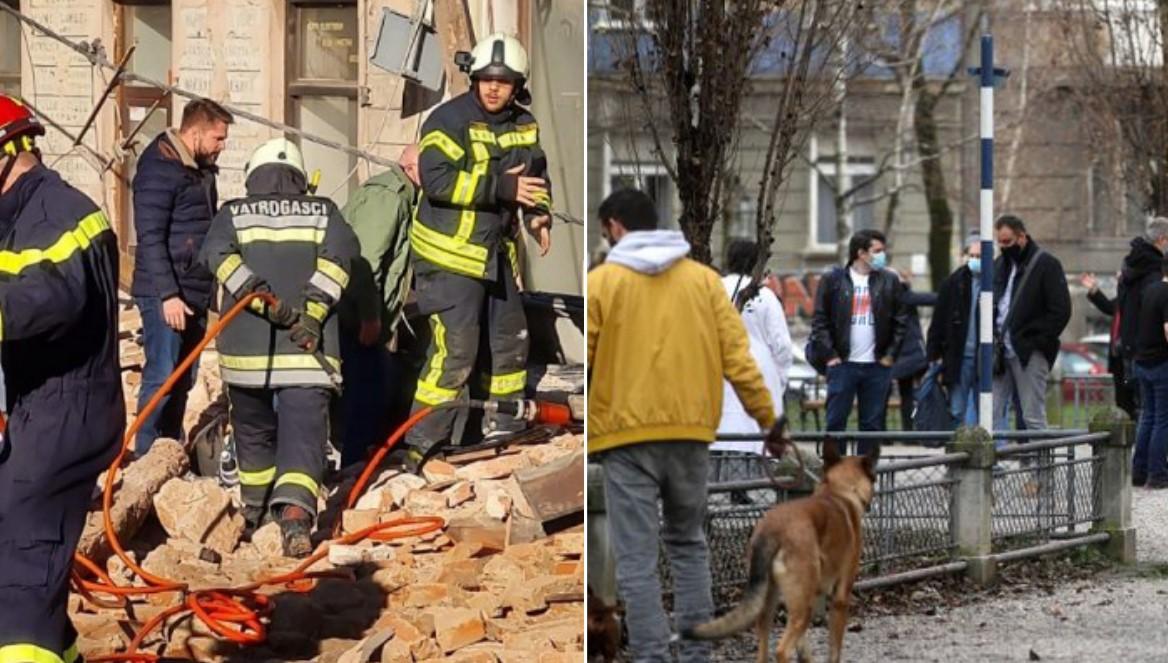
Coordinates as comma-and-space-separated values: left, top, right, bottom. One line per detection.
134, 297, 206, 456
950, 355, 979, 427
338, 333, 402, 467
1133, 361, 1168, 483
826, 361, 893, 455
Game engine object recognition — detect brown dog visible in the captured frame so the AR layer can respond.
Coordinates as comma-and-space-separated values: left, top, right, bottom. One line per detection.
587, 585, 622, 663
683, 439, 879, 663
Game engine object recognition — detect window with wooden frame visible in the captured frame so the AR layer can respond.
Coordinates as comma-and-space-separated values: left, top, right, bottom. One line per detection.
116, 0, 173, 264
0, 1, 21, 96
287, 0, 359, 204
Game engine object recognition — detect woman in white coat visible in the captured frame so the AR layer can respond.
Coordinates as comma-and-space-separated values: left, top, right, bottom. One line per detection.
715, 241, 794, 453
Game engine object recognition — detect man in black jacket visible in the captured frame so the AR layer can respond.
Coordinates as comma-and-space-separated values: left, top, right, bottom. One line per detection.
928, 233, 983, 426
809, 229, 909, 453
992, 215, 1072, 438
1081, 217, 1168, 420
131, 98, 232, 456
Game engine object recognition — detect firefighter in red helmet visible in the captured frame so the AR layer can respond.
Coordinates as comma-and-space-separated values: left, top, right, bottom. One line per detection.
0, 94, 124, 663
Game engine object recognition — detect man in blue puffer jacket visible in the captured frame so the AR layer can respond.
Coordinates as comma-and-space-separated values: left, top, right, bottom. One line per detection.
131, 98, 233, 456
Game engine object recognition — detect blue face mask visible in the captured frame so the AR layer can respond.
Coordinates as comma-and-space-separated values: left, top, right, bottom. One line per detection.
870, 251, 887, 270
968, 257, 981, 274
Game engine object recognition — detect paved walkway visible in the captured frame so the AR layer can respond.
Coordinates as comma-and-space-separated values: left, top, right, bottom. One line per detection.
714, 489, 1168, 662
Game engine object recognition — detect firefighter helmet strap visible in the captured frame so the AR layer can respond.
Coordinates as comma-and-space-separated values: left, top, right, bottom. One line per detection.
0, 154, 18, 198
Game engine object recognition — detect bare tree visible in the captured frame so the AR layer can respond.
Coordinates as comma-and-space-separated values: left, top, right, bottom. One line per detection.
1053, 0, 1168, 217
602, 1, 857, 267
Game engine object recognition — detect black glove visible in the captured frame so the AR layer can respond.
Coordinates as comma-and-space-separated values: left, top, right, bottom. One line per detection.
267, 299, 299, 328
290, 313, 322, 353
239, 274, 271, 296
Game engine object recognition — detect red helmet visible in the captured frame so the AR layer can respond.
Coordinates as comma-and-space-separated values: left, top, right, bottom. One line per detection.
0, 95, 45, 156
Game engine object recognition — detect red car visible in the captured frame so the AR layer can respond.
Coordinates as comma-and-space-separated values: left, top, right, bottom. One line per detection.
1054, 343, 1109, 402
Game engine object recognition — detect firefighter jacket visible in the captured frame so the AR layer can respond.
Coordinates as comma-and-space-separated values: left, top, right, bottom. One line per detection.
200, 165, 360, 389
0, 164, 124, 407
411, 92, 552, 281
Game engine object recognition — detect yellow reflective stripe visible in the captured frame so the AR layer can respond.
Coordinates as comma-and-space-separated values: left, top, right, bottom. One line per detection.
410, 220, 487, 261
471, 142, 490, 163
532, 191, 551, 208
219, 353, 341, 370
275, 471, 320, 497
305, 300, 328, 322
452, 171, 476, 205
506, 238, 520, 278
0, 644, 65, 663
498, 127, 538, 148
216, 253, 243, 283
62, 644, 78, 663
472, 160, 489, 176
468, 126, 496, 144
420, 130, 465, 161
424, 315, 447, 385
248, 298, 267, 315
237, 227, 325, 244
315, 258, 349, 288
455, 210, 476, 242
415, 379, 458, 405
240, 466, 276, 486
409, 233, 487, 278
0, 211, 110, 275
490, 370, 527, 396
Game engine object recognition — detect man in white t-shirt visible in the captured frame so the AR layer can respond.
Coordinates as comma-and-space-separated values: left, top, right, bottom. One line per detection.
808, 229, 909, 454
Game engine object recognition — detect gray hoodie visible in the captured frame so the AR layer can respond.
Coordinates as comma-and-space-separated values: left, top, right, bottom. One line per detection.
604, 230, 691, 274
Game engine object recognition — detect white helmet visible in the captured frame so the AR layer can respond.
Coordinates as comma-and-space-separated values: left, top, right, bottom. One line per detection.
245, 137, 305, 176
467, 33, 529, 83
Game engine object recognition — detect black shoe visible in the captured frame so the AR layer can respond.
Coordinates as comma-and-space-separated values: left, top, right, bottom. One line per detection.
403, 448, 426, 475
1146, 478, 1168, 490
277, 505, 315, 558
1133, 475, 1147, 488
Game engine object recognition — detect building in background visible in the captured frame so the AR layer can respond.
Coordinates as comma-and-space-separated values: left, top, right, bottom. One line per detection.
587, 1, 1148, 341
5, 0, 584, 295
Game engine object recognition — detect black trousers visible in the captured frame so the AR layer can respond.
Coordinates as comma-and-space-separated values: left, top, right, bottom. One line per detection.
406, 259, 529, 455
228, 385, 330, 516
0, 382, 122, 663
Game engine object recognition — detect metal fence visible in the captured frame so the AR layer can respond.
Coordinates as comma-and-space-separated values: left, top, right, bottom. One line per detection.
654, 428, 1117, 608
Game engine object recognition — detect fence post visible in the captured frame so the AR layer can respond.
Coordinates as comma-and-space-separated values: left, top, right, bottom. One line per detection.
948, 426, 997, 585
587, 462, 619, 604
1089, 409, 1136, 563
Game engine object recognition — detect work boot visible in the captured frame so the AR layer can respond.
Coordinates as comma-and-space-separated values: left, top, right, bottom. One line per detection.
277, 505, 314, 558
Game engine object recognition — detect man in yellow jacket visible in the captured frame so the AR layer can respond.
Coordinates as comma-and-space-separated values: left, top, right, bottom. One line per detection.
588, 188, 779, 662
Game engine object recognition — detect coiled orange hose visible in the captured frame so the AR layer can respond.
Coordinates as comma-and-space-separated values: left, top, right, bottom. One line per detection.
72, 292, 445, 661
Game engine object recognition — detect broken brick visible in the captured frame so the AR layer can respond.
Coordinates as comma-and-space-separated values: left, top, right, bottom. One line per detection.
432, 607, 486, 653
445, 481, 476, 508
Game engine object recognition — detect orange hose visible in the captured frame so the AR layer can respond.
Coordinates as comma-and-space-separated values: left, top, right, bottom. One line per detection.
72, 292, 445, 661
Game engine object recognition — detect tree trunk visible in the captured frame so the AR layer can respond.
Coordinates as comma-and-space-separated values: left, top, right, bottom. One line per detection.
915, 86, 953, 292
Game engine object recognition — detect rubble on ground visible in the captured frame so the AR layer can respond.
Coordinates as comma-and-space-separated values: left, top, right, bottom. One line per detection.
69, 298, 584, 662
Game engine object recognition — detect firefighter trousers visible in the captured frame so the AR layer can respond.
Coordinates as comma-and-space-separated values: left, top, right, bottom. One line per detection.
406, 259, 529, 455
0, 381, 123, 663
228, 385, 329, 517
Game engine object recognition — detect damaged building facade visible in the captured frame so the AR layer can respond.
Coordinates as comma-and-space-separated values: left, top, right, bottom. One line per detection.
0, 0, 585, 295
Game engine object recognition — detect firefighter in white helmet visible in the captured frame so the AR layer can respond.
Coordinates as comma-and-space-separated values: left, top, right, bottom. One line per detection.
402, 33, 553, 473
201, 137, 359, 556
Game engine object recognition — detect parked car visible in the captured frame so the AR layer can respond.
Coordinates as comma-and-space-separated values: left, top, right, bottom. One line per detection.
1053, 343, 1109, 401
1080, 333, 1110, 362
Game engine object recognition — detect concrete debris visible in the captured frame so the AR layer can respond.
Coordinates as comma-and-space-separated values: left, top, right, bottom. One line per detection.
153, 477, 246, 556
75, 329, 583, 662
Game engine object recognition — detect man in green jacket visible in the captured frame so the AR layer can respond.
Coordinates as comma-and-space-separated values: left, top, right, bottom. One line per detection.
337, 144, 420, 466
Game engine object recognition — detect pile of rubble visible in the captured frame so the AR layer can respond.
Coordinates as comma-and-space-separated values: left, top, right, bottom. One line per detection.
74, 298, 585, 662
